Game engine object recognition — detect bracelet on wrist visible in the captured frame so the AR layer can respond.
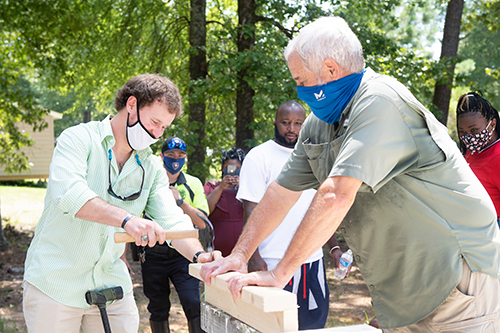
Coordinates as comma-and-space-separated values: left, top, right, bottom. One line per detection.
329, 245, 340, 254
193, 250, 207, 263
121, 213, 134, 229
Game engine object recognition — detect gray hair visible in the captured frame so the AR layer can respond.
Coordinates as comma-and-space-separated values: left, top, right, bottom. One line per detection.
284, 16, 365, 78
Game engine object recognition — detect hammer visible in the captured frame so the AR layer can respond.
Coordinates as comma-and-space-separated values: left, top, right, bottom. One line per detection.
114, 229, 199, 243
85, 286, 123, 333
196, 213, 215, 252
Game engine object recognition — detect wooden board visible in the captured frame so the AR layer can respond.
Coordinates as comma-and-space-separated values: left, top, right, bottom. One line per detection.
297, 325, 381, 332
190, 263, 298, 332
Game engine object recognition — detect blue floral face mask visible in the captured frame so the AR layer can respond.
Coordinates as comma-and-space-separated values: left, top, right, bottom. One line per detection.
163, 156, 185, 174
296, 70, 365, 124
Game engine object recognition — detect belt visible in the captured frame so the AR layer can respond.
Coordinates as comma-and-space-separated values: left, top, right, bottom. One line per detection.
144, 243, 181, 257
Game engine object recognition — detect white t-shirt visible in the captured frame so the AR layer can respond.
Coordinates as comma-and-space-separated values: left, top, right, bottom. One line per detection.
237, 140, 323, 270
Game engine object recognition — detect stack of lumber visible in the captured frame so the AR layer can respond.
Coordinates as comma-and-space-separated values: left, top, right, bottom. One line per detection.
189, 263, 382, 333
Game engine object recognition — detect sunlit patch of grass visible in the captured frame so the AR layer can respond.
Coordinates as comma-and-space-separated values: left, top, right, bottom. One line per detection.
0, 314, 22, 333
0, 186, 46, 229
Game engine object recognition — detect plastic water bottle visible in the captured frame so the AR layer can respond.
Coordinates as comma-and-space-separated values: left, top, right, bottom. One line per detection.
334, 249, 353, 279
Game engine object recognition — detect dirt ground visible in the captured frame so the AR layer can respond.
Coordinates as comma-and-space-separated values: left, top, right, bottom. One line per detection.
0, 222, 375, 332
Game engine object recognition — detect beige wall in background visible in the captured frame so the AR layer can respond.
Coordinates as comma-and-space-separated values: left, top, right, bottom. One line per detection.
0, 111, 62, 180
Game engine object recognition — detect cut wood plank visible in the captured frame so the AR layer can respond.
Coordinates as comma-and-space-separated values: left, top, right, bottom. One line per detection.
296, 324, 381, 332
205, 279, 298, 332
189, 263, 298, 332
189, 263, 297, 312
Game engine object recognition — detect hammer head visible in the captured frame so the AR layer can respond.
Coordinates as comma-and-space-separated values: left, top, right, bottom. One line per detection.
196, 213, 214, 252
85, 286, 124, 308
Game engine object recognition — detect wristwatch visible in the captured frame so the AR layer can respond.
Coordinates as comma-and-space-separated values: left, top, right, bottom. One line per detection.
176, 198, 184, 206
193, 250, 207, 263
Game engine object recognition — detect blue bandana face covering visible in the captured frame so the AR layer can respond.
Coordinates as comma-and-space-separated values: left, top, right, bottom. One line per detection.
163, 156, 185, 174
296, 70, 365, 124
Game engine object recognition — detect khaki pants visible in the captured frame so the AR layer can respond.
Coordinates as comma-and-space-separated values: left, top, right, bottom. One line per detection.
23, 281, 139, 333
384, 259, 500, 333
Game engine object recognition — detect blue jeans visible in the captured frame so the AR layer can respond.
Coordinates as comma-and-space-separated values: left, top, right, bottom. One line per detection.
141, 249, 201, 322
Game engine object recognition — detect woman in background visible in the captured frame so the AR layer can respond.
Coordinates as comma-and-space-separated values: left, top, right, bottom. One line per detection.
456, 91, 500, 226
204, 148, 245, 257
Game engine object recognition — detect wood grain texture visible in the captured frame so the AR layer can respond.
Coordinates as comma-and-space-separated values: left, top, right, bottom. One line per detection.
189, 263, 298, 332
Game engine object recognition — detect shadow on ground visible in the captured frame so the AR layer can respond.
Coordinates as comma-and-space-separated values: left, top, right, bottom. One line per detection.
0, 222, 375, 332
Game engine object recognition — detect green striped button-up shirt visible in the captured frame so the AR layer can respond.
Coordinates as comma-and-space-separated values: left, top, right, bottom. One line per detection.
24, 115, 193, 308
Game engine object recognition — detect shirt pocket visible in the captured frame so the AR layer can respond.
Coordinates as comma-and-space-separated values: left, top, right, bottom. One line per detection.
302, 135, 344, 183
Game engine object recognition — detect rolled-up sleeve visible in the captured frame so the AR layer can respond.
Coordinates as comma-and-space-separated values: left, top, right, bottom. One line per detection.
51, 129, 99, 217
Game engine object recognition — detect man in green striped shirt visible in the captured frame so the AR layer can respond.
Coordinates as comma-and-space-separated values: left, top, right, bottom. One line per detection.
23, 74, 218, 333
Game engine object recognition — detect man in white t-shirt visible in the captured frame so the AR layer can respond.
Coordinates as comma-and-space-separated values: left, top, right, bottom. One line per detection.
236, 100, 341, 330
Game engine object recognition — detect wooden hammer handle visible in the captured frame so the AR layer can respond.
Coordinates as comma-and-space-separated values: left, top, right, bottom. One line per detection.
114, 229, 199, 243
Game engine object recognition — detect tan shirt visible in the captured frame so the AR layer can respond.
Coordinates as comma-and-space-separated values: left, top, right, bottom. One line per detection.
277, 69, 500, 329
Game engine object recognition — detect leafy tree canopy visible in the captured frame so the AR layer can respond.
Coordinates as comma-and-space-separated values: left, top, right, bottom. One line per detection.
4, 0, 498, 176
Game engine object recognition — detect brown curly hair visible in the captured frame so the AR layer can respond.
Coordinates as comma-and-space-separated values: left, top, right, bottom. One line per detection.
114, 74, 183, 117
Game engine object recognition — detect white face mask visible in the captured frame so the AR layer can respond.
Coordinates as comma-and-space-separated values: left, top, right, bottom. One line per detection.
126, 103, 159, 151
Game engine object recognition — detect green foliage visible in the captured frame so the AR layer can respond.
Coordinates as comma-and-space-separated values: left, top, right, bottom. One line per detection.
458, 19, 500, 108
0, 29, 48, 173
0, 179, 48, 188
463, 0, 500, 32
304, 0, 441, 110
2, 0, 485, 175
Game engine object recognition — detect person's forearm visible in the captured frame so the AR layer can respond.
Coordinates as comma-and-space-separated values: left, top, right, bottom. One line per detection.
76, 196, 174, 247
242, 200, 267, 272
242, 200, 257, 226
274, 176, 362, 284
75, 197, 129, 227
326, 233, 340, 250
171, 237, 205, 262
232, 181, 301, 262
206, 186, 223, 213
180, 203, 206, 229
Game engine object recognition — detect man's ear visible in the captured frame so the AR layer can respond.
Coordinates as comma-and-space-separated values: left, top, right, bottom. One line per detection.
126, 96, 137, 114
322, 58, 342, 81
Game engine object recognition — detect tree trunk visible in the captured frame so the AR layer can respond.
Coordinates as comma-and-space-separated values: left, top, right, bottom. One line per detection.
83, 110, 91, 123
432, 0, 464, 126
0, 225, 7, 251
0, 195, 8, 251
189, 0, 208, 181
236, 0, 257, 152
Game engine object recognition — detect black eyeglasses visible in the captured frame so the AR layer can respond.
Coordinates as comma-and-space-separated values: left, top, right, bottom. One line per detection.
108, 149, 145, 201
167, 137, 187, 151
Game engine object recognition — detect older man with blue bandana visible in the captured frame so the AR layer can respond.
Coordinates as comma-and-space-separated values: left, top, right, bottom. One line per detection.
201, 17, 500, 332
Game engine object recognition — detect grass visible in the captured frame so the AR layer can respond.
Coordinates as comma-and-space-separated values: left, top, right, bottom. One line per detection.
0, 185, 376, 331
0, 315, 22, 333
0, 186, 46, 229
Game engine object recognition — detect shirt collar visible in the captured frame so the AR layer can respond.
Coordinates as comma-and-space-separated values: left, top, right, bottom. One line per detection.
99, 115, 153, 161
171, 172, 186, 186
